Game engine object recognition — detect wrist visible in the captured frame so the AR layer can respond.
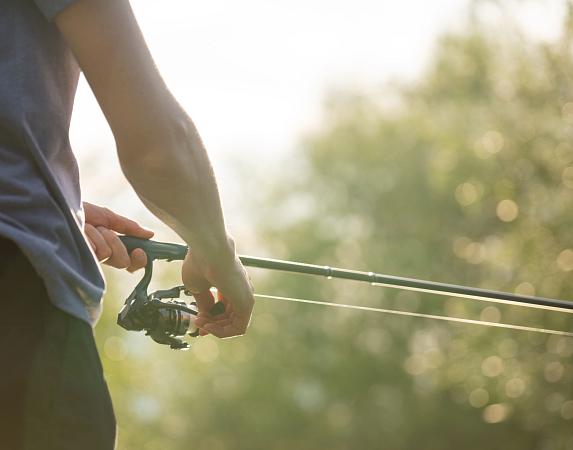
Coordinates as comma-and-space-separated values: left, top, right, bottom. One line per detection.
187, 233, 236, 267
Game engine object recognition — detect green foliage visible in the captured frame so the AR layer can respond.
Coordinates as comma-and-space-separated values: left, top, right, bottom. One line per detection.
96, 6, 573, 449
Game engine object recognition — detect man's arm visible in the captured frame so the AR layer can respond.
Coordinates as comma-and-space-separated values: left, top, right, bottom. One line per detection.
54, 0, 254, 337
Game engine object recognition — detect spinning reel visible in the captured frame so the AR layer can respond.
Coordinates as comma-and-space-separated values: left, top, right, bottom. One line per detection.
117, 236, 222, 350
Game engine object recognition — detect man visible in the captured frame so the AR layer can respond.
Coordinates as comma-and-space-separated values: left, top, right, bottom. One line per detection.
0, 0, 255, 449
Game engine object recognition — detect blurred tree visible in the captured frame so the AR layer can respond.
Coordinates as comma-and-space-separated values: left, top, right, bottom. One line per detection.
96, 2, 573, 449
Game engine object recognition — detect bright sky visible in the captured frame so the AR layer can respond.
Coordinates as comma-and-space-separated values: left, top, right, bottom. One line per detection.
70, 0, 566, 243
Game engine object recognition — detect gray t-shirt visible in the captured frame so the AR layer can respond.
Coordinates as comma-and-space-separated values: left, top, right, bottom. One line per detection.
0, 0, 105, 325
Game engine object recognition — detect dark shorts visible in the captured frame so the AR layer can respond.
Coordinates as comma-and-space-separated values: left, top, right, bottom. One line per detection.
0, 238, 116, 450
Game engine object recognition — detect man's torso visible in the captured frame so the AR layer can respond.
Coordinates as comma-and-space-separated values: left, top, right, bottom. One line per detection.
0, 0, 105, 325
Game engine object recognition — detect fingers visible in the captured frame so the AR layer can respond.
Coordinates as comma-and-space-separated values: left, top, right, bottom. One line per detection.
85, 224, 112, 261
194, 296, 251, 338
126, 248, 148, 273
98, 227, 131, 268
85, 224, 148, 271
83, 202, 154, 239
193, 290, 216, 314
199, 316, 250, 339
199, 286, 254, 338
103, 208, 154, 239
182, 248, 254, 339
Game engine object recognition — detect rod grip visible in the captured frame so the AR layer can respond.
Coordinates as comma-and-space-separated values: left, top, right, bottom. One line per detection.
119, 235, 188, 261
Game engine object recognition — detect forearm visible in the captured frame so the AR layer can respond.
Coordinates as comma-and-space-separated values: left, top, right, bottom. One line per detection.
120, 115, 233, 260
55, 0, 233, 259
56, 0, 174, 149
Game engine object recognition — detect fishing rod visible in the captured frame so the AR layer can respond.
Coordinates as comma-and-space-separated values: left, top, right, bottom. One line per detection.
117, 236, 573, 349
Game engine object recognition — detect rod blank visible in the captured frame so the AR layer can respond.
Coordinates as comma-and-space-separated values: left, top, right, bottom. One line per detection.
241, 256, 573, 313
119, 236, 573, 313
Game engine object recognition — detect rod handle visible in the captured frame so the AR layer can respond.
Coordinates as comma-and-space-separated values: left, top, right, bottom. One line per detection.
119, 235, 188, 261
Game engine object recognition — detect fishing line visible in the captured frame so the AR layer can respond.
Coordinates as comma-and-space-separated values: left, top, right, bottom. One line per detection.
368, 282, 573, 314
254, 293, 573, 338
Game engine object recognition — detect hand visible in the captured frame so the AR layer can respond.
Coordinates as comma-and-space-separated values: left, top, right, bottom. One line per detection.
182, 239, 255, 338
83, 202, 154, 272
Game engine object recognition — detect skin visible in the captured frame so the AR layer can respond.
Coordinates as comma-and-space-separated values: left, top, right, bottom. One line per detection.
55, 0, 254, 338
83, 202, 153, 272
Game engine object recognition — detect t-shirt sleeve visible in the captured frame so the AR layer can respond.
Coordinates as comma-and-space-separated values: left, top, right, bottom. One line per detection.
34, 0, 78, 21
